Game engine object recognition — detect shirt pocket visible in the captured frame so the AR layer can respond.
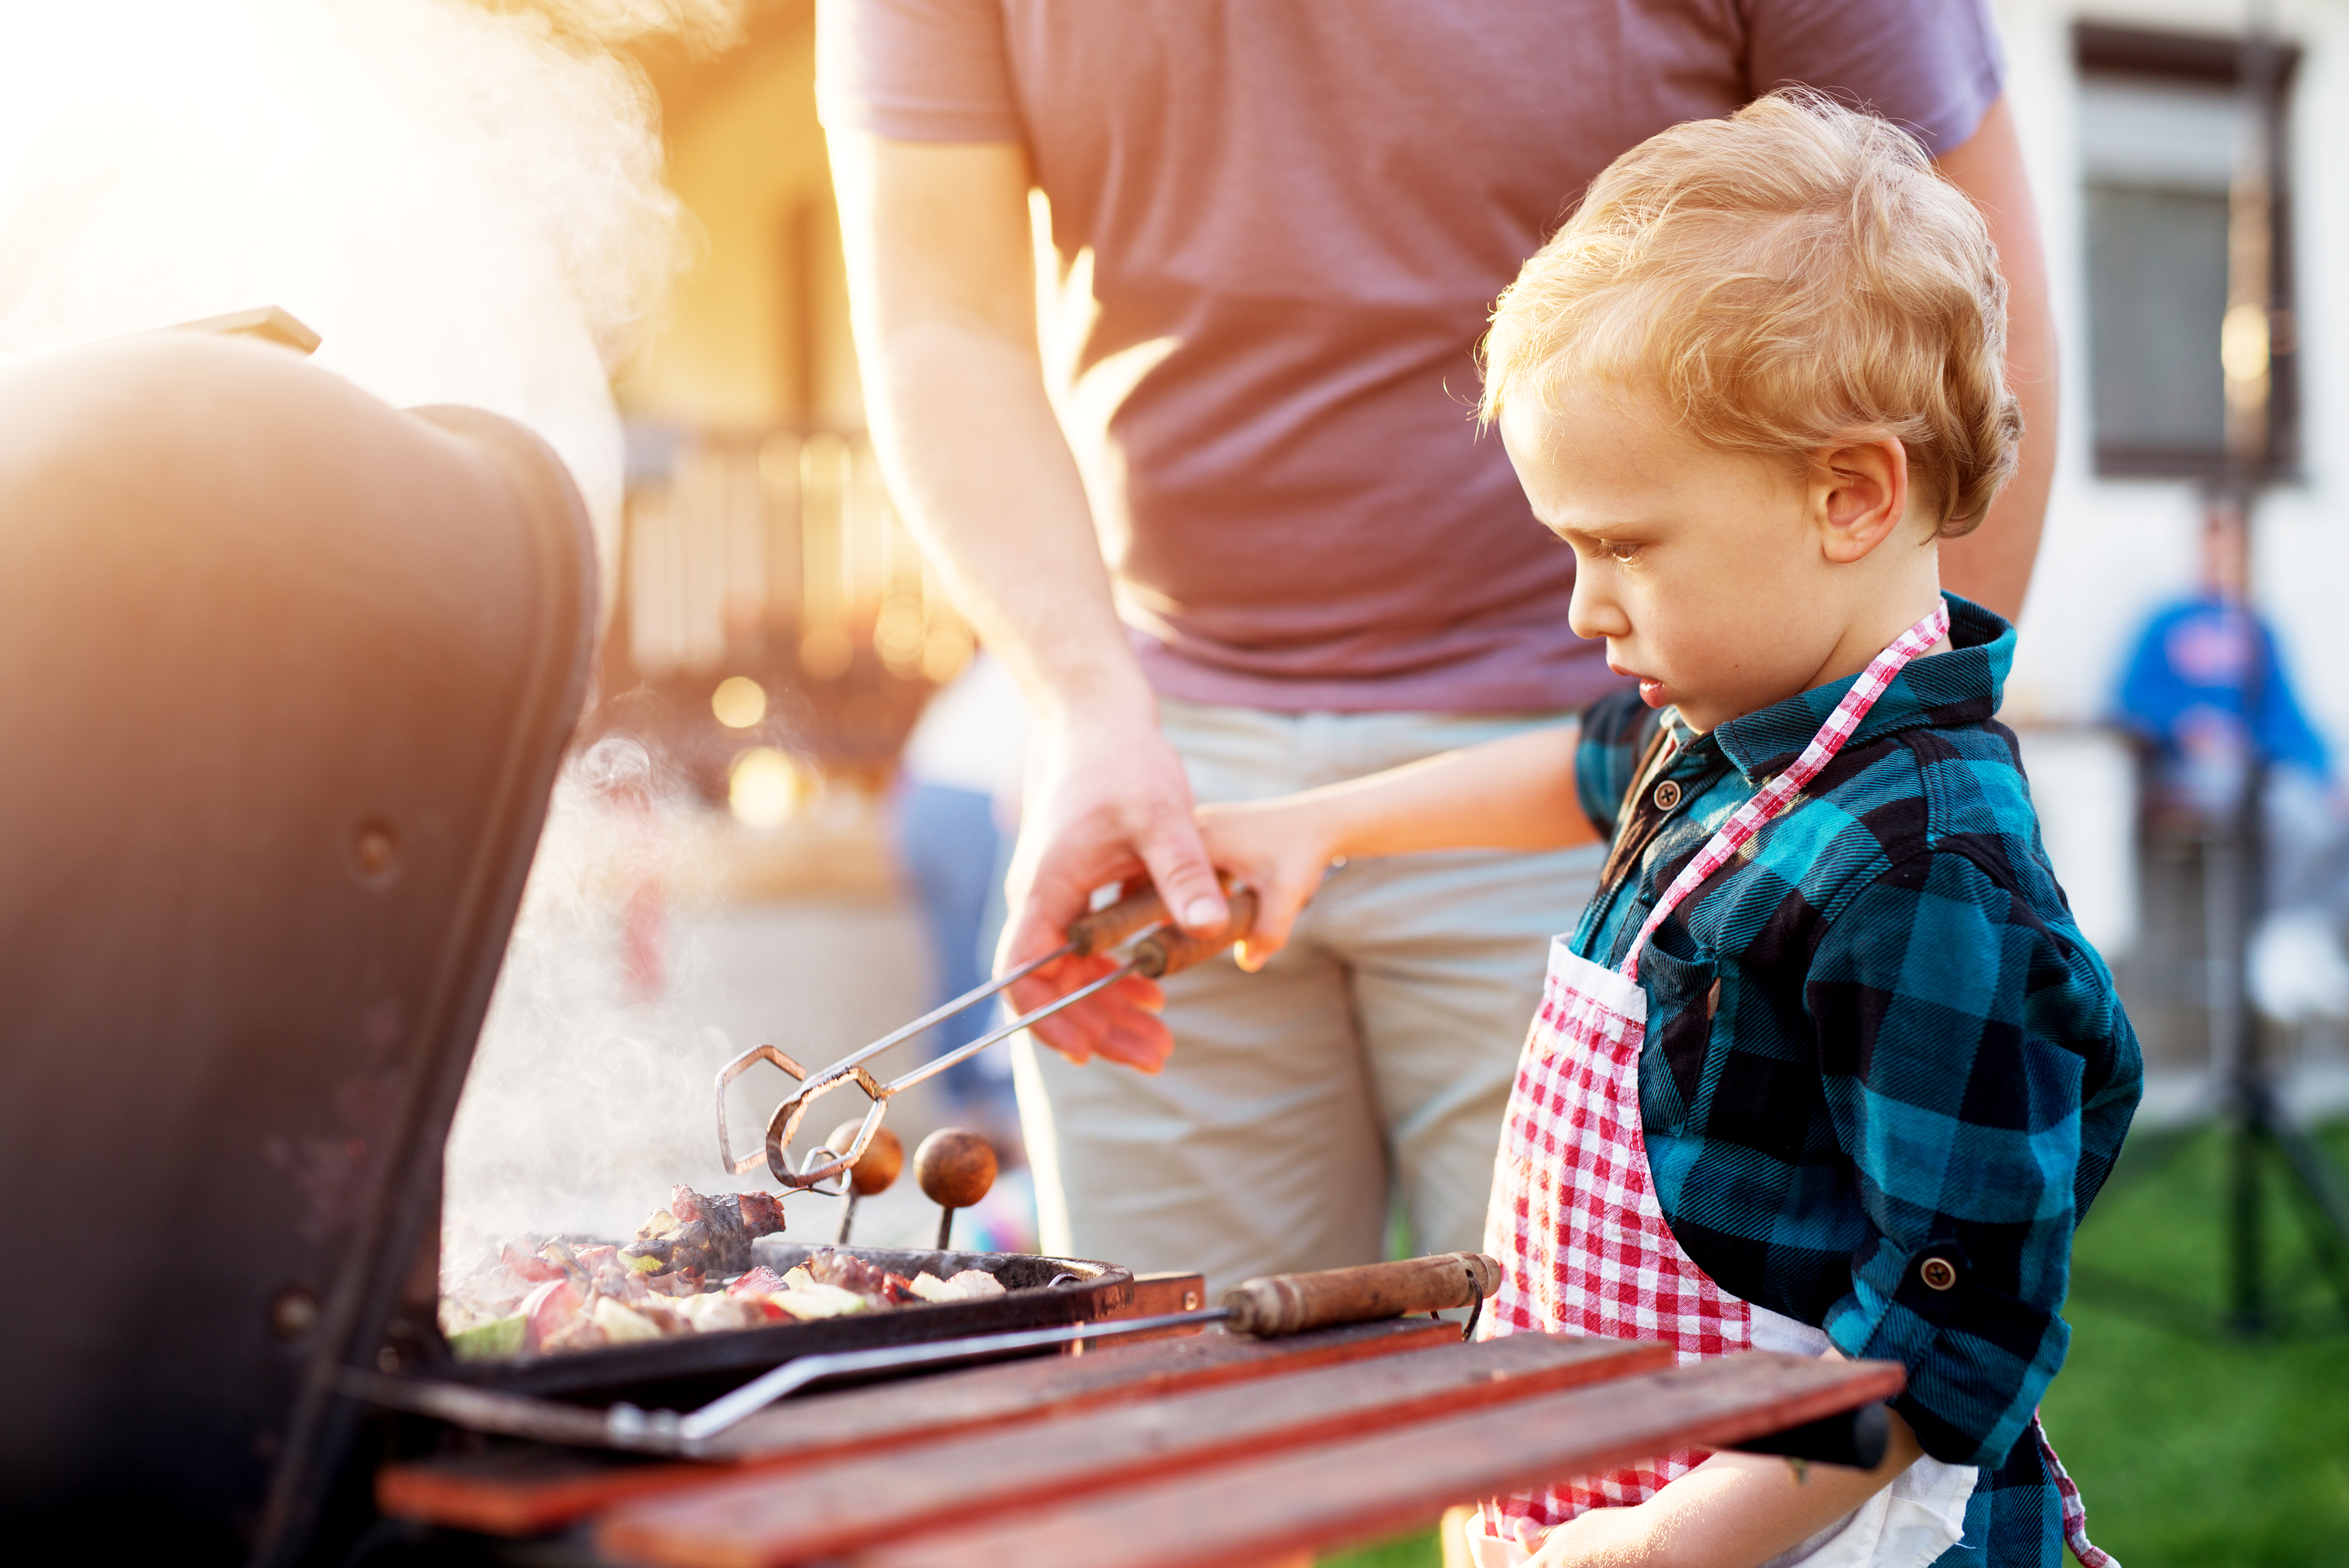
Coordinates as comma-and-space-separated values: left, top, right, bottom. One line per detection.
1634, 940, 1719, 1130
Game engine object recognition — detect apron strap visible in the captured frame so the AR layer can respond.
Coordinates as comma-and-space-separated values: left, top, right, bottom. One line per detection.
1622, 599, 1951, 982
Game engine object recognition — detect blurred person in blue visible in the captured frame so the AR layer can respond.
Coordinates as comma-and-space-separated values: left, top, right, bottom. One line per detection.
2116, 494, 2330, 827
2116, 493, 2349, 1024
891, 649, 1029, 1132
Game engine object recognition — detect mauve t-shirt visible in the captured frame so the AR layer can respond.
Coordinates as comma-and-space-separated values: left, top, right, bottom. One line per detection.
818, 0, 2003, 713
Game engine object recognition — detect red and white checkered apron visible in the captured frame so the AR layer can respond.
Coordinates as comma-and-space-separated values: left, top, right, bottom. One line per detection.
1478, 602, 2112, 1566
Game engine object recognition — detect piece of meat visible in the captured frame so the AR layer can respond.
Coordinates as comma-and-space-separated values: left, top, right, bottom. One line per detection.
728, 1265, 789, 1299
734, 1190, 786, 1238
666, 1190, 747, 1275
668, 1186, 789, 1276
520, 1278, 583, 1354
594, 1263, 651, 1302
537, 1240, 591, 1289
804, 1248, 918, 1303
501, 1243, 566, 1284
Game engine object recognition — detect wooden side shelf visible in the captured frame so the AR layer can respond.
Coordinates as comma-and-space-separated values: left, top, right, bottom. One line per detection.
596, 1334, 1669, 1568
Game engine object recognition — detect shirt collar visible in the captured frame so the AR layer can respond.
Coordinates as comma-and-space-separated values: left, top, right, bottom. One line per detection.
1709, 593, 2013, 786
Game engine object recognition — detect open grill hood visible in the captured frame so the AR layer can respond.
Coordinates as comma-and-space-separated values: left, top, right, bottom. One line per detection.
0, 335, 597, 1563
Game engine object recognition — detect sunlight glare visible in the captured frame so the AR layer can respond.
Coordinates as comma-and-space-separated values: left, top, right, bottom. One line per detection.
727, 746, 805, 829
711, 675, 767, 728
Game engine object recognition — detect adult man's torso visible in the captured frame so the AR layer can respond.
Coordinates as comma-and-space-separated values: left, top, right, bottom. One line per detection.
820, 0, 2003, 711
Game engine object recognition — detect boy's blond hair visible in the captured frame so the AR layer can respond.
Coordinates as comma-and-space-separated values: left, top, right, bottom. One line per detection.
1481, 91, 2019, 537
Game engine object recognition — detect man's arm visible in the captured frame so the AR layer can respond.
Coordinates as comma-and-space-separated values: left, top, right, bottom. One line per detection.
1935, 94, 2056, 622
830, 130, 1226, 1071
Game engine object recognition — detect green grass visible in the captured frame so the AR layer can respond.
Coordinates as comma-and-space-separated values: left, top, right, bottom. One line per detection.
1321, 1121, 2349, 1568
2040, 1118, 2349, 1567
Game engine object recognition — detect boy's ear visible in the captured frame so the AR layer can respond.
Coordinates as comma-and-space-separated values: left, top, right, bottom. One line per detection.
1807, 435, 1910, 564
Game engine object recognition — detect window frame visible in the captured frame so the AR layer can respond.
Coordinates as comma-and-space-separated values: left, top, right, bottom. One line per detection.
2074, 23, 2302, 482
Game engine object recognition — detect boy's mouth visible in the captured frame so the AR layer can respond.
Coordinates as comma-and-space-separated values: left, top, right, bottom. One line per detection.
1609, 661, 1669, 708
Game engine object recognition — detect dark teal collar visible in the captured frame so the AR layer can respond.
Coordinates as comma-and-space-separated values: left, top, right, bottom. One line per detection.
1708, 593, 2011, 786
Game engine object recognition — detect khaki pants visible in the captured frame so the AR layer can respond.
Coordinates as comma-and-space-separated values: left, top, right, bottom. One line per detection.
1013, 697, 1602, 1296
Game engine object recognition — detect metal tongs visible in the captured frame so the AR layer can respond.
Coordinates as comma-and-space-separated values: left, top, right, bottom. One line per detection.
716, 880, 1258, 1190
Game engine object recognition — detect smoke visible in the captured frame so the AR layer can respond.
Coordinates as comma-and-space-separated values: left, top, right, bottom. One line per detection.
0, 0, 727, 581
442, 736, 740, 1250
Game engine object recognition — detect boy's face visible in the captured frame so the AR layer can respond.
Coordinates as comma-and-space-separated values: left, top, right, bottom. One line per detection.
1500, 383, 1924, 733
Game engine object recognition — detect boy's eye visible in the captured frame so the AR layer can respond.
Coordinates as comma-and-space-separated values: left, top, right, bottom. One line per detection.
1602, 540, 1640, 563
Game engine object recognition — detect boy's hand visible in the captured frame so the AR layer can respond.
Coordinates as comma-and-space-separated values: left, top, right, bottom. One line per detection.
1195, 797, 1344, 972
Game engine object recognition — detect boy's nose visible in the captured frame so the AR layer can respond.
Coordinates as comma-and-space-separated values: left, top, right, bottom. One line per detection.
1568, 572, 1630, 642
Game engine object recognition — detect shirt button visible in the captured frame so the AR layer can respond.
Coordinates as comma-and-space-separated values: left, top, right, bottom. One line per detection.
1652, 779, 1681, 811
1919, 1257, 1959, 1292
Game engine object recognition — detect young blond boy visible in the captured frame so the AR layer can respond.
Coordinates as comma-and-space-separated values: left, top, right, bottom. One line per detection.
1201, 94, 2141, 1568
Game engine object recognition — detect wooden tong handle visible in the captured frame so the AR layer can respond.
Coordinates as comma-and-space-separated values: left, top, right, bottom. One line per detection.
1221, 1251, 1502, 1337
1130, 887, 1257, 979
1064, 883, 1176, 957
1064, 877, 1256, 972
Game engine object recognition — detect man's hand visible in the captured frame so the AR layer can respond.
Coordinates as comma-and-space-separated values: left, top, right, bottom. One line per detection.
998, 701, 1229, 1071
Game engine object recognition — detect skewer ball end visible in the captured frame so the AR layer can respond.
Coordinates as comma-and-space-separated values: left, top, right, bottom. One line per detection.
824, 1120, 904, 1196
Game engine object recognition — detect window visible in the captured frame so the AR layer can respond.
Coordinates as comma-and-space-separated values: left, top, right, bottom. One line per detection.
2076, 24, 2299, 479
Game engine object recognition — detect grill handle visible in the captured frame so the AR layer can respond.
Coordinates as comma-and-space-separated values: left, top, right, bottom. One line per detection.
1222, 1251, 1501, 1337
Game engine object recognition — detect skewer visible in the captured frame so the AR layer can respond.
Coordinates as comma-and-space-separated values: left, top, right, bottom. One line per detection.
716, 883, 1257, 1190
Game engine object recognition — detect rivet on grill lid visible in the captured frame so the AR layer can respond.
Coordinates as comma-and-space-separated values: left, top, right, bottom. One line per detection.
352, 819, 401, 885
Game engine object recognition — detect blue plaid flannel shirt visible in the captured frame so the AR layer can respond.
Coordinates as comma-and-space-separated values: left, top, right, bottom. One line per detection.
1572, 595, 2140, 1562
